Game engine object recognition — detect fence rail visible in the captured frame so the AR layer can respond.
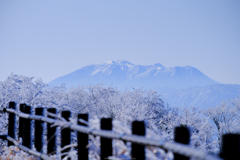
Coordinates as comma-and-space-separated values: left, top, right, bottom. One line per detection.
2, 135, 52, 160
0, 102, 239, 160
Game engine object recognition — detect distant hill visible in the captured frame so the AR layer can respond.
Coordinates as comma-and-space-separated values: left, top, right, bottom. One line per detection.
158, 84, 240, 108
49, 60, 240, 108
49, 60, 219, 89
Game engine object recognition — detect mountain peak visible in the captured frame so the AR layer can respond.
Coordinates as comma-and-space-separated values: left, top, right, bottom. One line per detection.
49, 60, 219, 89
104, 60, 134, 66
153, 63, 165, 69
116, 60, 133, 65
105, 60, 115, 65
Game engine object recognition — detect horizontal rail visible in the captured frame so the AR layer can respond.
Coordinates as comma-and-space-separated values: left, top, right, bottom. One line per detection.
70, 124, 222, 160
1, 108, 224, 160
2, 136, 53, 160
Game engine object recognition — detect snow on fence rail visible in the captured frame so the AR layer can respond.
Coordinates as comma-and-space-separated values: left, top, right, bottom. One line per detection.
0, 102, 238, 160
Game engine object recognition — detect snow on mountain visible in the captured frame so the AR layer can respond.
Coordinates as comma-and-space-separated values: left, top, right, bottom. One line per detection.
49, 60, 240, 108
49, 60, 219, 90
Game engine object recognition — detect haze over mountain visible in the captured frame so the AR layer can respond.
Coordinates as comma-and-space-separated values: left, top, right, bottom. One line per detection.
49, 60, 219, 89
49, 60, 240, 108
161, 84, 240, 108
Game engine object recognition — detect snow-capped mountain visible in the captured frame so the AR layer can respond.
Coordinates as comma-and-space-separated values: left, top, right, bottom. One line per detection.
49, 60, 240, 108
49, 60, 219, 90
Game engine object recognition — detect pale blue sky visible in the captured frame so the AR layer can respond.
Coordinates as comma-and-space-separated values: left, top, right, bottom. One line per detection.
0, 0, 240, 84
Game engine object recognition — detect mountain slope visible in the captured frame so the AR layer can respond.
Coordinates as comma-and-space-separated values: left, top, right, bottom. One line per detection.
159, 84, 240, 108
49, 60, 240, 108
49, 60, 219, 89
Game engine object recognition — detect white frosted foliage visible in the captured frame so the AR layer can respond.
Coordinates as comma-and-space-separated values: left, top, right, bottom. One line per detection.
0, 74, 239, 159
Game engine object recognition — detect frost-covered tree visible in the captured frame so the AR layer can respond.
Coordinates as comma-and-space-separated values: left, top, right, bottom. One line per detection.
204, 101, 240, 151
0, 74, 166, 135
157, 106, 218, 152
0, 73, 66, 109
1, 73, 240, 159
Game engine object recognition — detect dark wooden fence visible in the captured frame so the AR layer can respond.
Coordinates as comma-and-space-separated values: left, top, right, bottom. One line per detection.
0, 102, 239, 160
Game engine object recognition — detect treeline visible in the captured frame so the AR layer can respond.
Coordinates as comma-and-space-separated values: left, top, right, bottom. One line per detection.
0, 74, 240, 159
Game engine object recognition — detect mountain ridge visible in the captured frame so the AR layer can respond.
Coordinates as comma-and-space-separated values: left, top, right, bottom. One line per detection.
49, 60, 219, 90
49, 60, 240, 108
160, 84, 240, 108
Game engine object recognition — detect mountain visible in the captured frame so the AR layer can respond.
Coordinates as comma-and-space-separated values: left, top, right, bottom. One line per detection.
49, 60, 240, 108
160, 84, 240, 108
49, 60, 219, 90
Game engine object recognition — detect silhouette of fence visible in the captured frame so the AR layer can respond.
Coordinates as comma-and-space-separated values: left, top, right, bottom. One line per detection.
0, 102, 239, 160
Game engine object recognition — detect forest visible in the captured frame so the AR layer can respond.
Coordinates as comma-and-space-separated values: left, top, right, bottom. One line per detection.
0, 74, 240, 159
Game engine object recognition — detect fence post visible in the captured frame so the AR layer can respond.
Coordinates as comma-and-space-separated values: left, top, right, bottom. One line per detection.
47, 108, 57, 155
19, 103, 26, 140
220, 134, 240, 160
100, 118, 112, 160
61, 110, 71, 159
77, 114, 88, 160
132, 121, 145, 160
174, 126, 190, 160
35, 107, 44, 153
8, 102, 16, 147
22, 105, 32, 148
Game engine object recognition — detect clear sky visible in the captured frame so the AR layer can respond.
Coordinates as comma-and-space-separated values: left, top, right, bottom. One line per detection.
0, 0, 240, 84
